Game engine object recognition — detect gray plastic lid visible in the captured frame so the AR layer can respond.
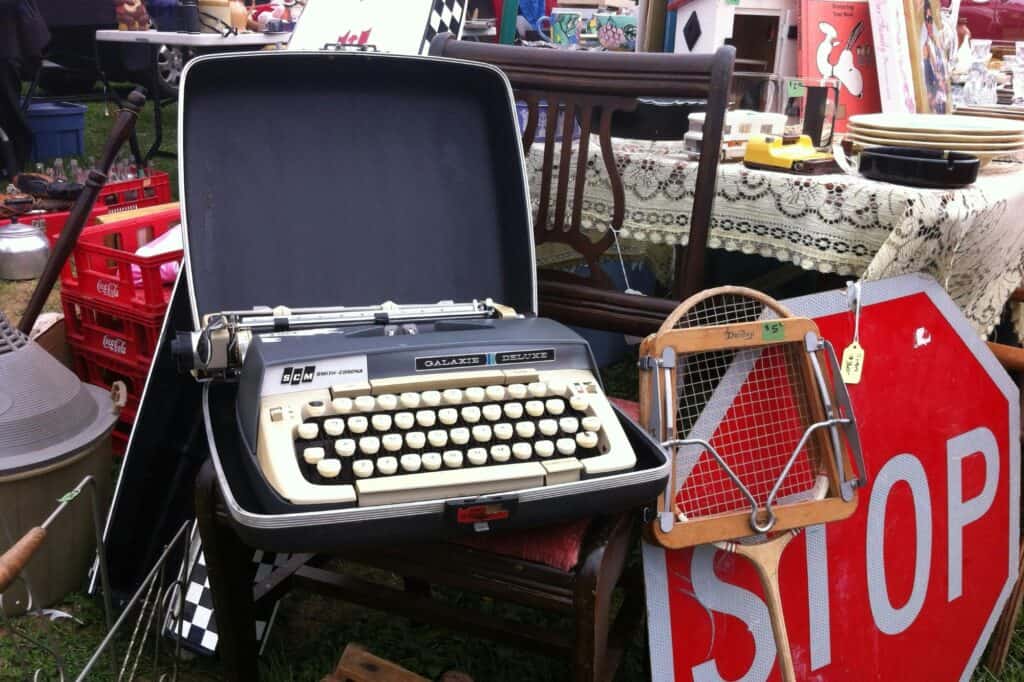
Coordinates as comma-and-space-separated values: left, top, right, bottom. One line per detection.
0, 312, 118, 476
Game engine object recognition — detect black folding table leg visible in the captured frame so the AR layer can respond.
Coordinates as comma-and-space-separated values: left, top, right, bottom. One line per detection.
145, 44, 164, 165
194, 462, 260, 681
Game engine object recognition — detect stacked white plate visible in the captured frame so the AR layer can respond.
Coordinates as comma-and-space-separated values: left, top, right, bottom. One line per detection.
847, 113, 1024, 166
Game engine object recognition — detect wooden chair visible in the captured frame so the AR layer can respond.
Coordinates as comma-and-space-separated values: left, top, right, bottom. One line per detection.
196, 447, 647, 682
429, 35, 736, 337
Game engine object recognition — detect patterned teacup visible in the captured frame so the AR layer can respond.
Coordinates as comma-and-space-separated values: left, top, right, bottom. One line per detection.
595, 13, 638, 51
538, 10, 583, 47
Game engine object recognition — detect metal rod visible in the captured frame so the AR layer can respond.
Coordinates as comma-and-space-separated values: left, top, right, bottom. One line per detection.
77, 521, 191, 680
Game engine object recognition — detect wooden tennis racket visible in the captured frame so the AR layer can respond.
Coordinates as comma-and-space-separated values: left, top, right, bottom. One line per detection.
640, 286, 866, 681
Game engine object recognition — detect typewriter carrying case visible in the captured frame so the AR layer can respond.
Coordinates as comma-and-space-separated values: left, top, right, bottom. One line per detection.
177, 51, 669, 551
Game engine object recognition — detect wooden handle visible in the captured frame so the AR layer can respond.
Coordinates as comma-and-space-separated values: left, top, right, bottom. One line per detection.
727, 532, 797, 682
18, 90, 146, 335
0, 527, 46, 594
988, 342, 1024, 373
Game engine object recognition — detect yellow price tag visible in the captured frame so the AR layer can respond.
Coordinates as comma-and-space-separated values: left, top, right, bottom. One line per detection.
840, 341, 865, 384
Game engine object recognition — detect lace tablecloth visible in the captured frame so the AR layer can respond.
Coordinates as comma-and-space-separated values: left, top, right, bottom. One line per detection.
528, 137, 1024, 337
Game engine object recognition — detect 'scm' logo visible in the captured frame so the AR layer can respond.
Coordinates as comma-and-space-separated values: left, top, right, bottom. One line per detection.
280, 366, 316, 385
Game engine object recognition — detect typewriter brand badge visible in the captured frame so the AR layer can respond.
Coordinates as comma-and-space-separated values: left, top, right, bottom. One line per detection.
268, 356, 368, 396
415, 348, 556, 372
495, 349, 556, 365
415, 353, 488, 372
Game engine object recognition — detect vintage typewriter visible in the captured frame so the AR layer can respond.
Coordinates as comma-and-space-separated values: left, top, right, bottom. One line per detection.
177, 299, 642, 513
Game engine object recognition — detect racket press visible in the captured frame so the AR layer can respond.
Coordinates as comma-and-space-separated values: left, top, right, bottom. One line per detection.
639, 286, 868, 681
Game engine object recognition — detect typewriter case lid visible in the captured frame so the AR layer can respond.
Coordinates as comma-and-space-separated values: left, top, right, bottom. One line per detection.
179, 51, 536, 324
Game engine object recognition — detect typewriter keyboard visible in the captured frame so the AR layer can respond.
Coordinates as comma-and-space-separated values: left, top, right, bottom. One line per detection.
256, 369, 636, 506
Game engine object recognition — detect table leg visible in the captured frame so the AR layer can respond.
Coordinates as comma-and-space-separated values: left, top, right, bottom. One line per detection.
145, 43, 164, 166
93, 38, 145, 170
194, 462, 260, 681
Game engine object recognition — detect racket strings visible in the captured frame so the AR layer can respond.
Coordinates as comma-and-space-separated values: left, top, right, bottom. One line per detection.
672, 293, 769, 330
669, 296, 823, 521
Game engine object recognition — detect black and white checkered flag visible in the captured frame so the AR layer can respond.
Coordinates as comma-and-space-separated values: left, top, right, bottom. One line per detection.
420, 0, 466, 54
163, 528, 286, 656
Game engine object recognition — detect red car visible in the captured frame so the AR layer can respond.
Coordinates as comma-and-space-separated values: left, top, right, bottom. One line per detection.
954, 0, 1024, 42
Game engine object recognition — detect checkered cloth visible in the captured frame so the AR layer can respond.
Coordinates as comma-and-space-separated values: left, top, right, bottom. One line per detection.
420, 0, 465, 54
164, 530, 287, 656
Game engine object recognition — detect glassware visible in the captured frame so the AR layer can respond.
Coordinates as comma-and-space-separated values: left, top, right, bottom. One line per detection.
964, 39, 996, 106
1013, 64, 1024, 107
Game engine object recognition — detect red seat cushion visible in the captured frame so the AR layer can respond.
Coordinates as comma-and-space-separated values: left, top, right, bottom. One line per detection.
453, 398, 642, 571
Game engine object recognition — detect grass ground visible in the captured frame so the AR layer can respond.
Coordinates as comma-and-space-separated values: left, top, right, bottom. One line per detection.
3, 96, 1024, 680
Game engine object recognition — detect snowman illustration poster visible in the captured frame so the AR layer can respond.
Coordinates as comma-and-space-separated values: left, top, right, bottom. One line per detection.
799, 0, 881, 132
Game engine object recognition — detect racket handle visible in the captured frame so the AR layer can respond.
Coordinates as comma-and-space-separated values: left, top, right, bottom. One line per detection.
729, 533, 797, 682
0, 527, 46, 594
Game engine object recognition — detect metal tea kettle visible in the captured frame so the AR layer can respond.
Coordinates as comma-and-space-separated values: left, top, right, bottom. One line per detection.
0, 218, 50, 280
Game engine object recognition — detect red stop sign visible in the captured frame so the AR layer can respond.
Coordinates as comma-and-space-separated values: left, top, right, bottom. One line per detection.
644, 275, 1020, 681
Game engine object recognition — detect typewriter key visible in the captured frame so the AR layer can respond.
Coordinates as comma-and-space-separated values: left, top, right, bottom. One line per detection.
472, 425, 492, 443
317, 459, 342, 478
428, 430, 448, 448
376, 394, 398, 411
303, 447, 325, 464
467, 447, 488, 465
324, 418, 345, 437
515, 421, 536, 439
559, 417, 579, 434
348, 416, 369, 434
507, 383, 528, 400
405, 431, 426, 449
576, 431, 599, 449
443, 450, 464, 468
503, 402, 524, 419
353, 459, 374, 478
546, 399, 566, 416
422, 452, 443, 471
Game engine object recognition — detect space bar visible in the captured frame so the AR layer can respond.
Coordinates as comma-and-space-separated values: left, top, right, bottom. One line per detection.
355, 462, 547, 506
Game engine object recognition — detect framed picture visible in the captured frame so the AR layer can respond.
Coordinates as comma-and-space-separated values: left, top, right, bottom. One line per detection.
869, 0, 950, 114
905, 0, 952, 114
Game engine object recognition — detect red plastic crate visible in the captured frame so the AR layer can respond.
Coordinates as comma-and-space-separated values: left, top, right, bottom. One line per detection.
67, 340, 147, 425
10, 170, 173, 246
62, 205, 182, 316
99, 170, 171, 209
61, 290, 163, 370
